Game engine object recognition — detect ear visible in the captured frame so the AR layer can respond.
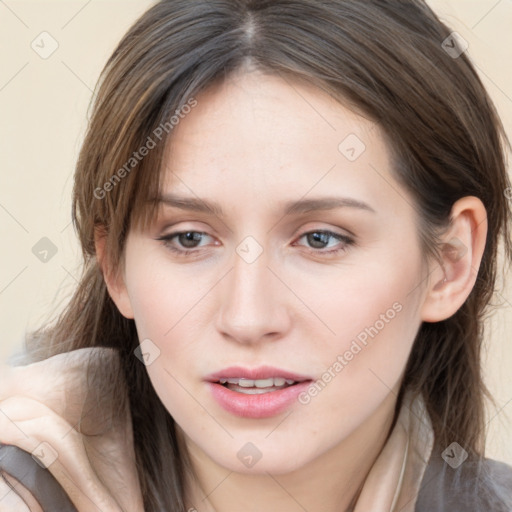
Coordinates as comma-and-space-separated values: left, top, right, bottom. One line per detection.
94, 226, 134, 319
420, 196, 487, 322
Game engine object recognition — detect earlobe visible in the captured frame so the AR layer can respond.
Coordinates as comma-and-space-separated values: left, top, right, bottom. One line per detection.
94, 227, 135, 320
420, 196, 487, 323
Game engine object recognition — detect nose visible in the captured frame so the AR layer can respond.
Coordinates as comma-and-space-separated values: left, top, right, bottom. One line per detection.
215, 245, 292, 346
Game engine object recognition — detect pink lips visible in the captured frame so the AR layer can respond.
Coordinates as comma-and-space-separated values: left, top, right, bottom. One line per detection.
205, 366, 313, 419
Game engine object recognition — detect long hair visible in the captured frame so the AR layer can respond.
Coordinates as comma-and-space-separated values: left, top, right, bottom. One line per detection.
25, 1, 511, 509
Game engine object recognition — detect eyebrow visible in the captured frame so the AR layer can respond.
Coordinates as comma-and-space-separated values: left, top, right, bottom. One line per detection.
156, 193, 376, 216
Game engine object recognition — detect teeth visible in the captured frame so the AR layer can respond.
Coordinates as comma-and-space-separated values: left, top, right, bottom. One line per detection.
218, 377, 297, 387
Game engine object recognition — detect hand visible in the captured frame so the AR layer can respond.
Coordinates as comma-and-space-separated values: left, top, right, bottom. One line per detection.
0, 348, 143, 512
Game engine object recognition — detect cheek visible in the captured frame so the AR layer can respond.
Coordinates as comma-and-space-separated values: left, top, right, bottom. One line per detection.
295, 252, 425, 428
127, 279, 207, 431
125, 257, 189, 339
313, 233, 425, 359
326, 272, 422, 366
327, 298, 419, 393
123, 262, 210, 416
297, 309, 418, 451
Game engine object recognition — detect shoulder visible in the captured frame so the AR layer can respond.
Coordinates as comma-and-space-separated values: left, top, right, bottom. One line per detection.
416, 446, 512, 511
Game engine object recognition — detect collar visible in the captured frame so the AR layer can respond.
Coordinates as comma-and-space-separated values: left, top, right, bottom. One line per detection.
354, 391, 435, 512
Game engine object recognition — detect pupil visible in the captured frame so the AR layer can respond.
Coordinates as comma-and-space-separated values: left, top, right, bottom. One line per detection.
309, 232, 328, 248
180, 232, 201, 248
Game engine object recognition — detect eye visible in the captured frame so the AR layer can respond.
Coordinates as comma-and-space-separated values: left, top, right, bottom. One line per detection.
157, 231, 213, 256
156, 229, 355, 258
294, 230, 354, 256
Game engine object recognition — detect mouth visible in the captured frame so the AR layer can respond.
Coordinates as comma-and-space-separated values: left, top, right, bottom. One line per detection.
217, 377, 299, 394
205, 366, 313, 418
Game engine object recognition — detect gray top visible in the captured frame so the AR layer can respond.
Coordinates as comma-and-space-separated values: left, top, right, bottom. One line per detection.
0, 442, 77, 511
416, 445, 512, 511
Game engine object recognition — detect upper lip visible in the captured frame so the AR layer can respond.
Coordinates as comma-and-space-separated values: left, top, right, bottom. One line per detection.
205, 366, 313, 383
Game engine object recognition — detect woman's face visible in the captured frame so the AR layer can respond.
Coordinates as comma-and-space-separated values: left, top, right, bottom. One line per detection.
115, 71, 431, 474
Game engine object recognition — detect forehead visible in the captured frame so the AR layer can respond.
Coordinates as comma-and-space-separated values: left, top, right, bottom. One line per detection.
158, 70, 407, 221
167, 71, 377, 165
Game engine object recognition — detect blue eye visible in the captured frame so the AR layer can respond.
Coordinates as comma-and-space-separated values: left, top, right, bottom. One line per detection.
157, 230, 354, 257
294, 230, 354, 255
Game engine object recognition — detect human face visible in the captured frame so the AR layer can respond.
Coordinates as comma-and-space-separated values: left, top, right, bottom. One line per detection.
116, 71, 429, 474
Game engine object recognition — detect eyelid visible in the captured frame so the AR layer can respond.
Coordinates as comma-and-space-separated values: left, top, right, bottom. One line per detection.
291, 221, 356, 240
159, 230, 215, 247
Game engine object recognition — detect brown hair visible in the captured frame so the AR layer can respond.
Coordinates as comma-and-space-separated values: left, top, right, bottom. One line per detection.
26, 1, 511, 509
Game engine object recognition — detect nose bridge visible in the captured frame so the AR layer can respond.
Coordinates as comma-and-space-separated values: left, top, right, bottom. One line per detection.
216, 238, 289, 344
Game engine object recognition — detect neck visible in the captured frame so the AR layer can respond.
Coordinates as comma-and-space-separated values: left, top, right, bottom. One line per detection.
180, 391, 398, 512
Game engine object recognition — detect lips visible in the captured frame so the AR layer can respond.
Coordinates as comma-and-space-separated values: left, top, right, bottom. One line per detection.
205, 366, 313, 418
205, 365, 312, 383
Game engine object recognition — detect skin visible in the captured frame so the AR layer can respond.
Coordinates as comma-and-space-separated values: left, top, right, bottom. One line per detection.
0, 67, 487, 512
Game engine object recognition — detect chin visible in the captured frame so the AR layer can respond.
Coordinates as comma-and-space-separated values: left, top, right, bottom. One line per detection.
201, 436, 319, 476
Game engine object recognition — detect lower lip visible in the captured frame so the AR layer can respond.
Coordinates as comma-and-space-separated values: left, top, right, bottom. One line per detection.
207, 381, 312, 419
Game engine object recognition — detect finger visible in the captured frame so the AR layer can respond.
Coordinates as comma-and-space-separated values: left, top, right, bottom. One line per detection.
0, 396, 122, 512
0, 350, 123, 437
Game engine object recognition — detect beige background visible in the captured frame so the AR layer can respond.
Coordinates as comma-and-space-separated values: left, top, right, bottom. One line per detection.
1, 0, 511, 464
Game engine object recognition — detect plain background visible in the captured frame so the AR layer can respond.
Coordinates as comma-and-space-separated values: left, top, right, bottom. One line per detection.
1, 0, 511, 464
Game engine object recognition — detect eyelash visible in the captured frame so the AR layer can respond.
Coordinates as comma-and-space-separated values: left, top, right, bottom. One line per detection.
156, 230, 355, 258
